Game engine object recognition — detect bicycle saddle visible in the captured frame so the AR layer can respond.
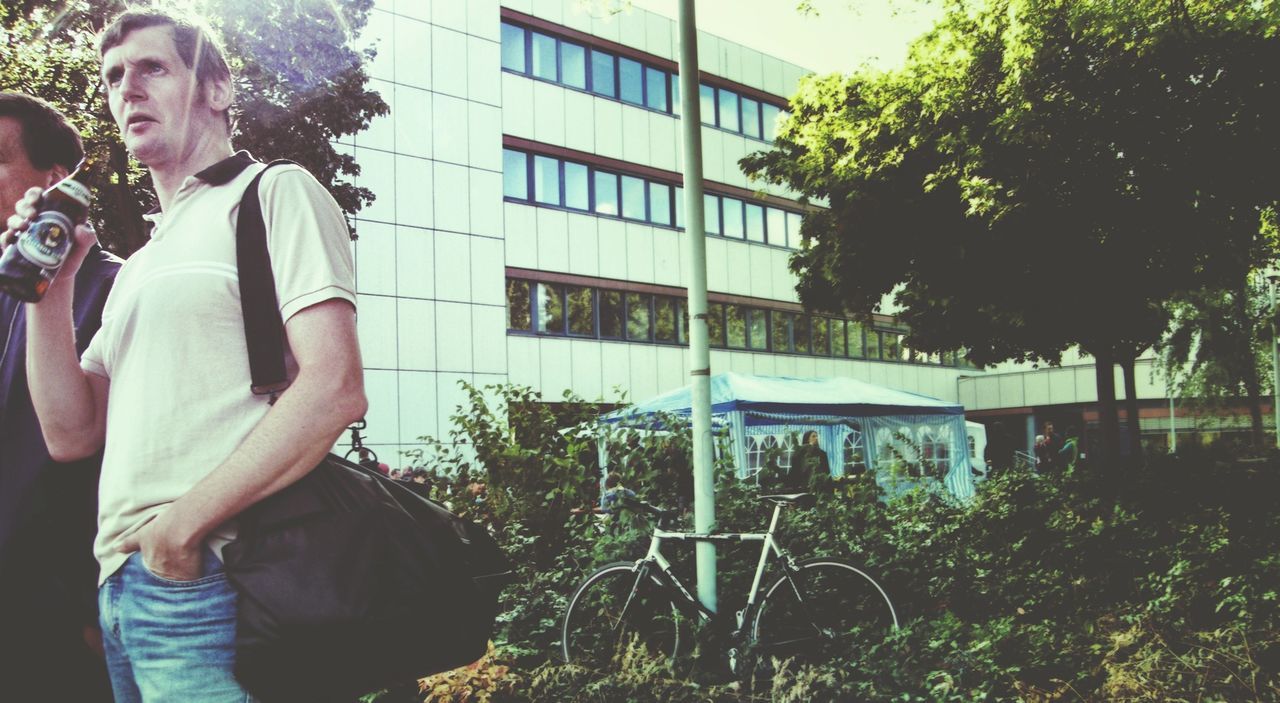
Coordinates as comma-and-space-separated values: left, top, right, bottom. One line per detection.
759, 493, 816, 509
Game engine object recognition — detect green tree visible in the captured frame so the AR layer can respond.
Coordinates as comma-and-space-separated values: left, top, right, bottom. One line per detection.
0, 0, 386, 255
743, 0, 1280, 463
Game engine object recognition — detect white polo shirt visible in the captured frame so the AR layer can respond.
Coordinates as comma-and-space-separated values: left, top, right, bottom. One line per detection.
81, 153, 356, 584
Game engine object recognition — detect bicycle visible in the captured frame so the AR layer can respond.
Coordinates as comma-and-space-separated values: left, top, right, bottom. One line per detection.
561, 492, 898, 673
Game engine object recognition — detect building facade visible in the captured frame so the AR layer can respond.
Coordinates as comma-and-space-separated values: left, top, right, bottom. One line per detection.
346, 0, 981, 464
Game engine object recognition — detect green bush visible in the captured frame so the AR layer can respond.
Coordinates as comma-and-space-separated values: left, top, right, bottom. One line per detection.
389, 383, 1280, 702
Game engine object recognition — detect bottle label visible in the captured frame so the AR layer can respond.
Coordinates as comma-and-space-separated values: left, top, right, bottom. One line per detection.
15, 211, 74, 268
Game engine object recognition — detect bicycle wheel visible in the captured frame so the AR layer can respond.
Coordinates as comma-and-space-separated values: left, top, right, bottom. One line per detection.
562, 561, 684, 670
752, 559, 898, 663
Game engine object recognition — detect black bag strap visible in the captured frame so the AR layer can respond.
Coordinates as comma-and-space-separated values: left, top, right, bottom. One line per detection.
235, 159, 297, 398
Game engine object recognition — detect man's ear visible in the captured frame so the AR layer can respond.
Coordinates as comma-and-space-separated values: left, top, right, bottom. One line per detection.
204, 75, 234, 114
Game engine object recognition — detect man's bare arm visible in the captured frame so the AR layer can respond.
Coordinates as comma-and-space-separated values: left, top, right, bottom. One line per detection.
119, 298, 366, 580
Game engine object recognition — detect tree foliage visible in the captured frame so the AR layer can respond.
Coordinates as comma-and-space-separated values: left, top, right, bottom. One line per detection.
0, 0, 386, 255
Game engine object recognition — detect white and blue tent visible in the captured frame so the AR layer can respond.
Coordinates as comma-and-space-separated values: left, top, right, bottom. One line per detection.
602, 372, 976, 500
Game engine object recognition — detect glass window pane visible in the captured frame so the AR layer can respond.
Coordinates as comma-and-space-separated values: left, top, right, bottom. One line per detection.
619, 57, 644, 105
679, 303, 689, 344
793, 315, 810, 353
536, 282, 564, 333
645, 67, 668, 111
866, 330, 881, 359
766, 207, 786, 246
741, 97, 761, 139
848, 323, 865, 358
772, 311, 791, 352
744, 203, 765, 242
671, 75, 681, 115
533, 155, 560, 206
832, 320, 847, 356
502, 149, 527, 200
626, 293, 651, 340
762, 103, 781, 141
590, 50, 616, 97
722, 197, 744, 238
699, 84, 716, 125
726, 305, 747, 349
500, 23, 526, 73
941, 350, 953, 366
560, 41, 586, 89
718, 88, 740, 132
786, 212, 803, 247
621, 175, 646, 220
564, 161, 589, 210
567, 286, 594, 335
506, 279, 531, 330
703, 194, 720, 235
884, 333, 900, 361
707, 303, 725, 347
531, 32, 557, 81
674, 186, 684, 228
649, 182, 671, 226
748, 309, 767, 350
600, 290, 624, 338
654, 297, 677, 342
812, 317, 830, 355
594, 171, 618, 216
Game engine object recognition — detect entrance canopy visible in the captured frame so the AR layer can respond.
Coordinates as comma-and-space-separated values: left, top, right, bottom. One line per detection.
603, 372, 975, 499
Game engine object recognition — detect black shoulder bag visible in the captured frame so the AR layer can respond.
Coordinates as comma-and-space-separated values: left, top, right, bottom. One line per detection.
221, 162, 512, 703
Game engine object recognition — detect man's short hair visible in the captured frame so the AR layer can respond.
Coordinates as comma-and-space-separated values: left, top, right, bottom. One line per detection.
0, 93, 84, 173
98, 9, 234, 127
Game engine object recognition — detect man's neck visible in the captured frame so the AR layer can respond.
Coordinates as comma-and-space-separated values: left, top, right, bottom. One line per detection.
149, 134, 235, 212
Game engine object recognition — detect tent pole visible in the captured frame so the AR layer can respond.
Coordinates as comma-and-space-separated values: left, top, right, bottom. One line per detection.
677, 0, 716, 614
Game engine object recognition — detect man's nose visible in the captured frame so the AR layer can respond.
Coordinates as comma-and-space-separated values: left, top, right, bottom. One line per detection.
119, 70, 146, 102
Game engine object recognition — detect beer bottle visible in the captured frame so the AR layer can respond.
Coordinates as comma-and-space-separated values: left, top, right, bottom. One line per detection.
0, 178, 91, 302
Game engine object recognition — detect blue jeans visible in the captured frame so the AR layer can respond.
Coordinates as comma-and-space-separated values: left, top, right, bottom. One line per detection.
98, 550, 254, 702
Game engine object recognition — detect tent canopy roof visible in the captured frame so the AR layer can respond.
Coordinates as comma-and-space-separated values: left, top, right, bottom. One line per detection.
605, 372, 963, 422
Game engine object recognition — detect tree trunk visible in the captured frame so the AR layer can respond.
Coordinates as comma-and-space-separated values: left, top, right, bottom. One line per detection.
1232, 280, 1266, 448
1093, 349, 1121, 467
1119, 354, 1144, 462
105, 142, 148, 256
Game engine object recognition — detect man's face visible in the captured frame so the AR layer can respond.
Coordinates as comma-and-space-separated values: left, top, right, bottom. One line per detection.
0, 117, 58, 213
101, 25, 219, 168
1045, 423, 1055, 435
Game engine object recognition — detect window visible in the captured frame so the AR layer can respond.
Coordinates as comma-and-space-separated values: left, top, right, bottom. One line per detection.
645, 67, 668, 111
567, 286, 594, 335
812, 317, 830, 355
707, 302, 725, 347
766, 207, 786, 247
762, 103, 781, 141
921, 428, 951, 478
848, 323, 865, 358
744, 203, 765, 243
703, 194, 721, 235
717, 88, 740, 132
500, 24, 526, 73
564, 161, 589, 210
649, 182, 672, 226
560, 41, 586, 89
866, 330, 881, 359
674, 186, 684, 228
621, 175, 646, 220
843, 428, 865, 474
671, 75, 681, 115
619, 57, 644, 105
502, 149, 527, 200
590, 50, 616, 97
626, 293, 651, 340
599, 290, 624, 338
594, 171, 618, 216
786, 212, 803, 246
531, 32, 557, 81
722, 197, 744, 239
884, 333, 900, 361
747, 308, 767, 350
506, 279, 531, 330
726, 305, 747, 349
699, 84, 716, 124
533, 155, 559, 206
772, 311, 792, 352
832, 319, 847, 357
777, 433, 796, 470
741, 97, 761, 139
654, 297, 678, 342
793, 315, 811, 354
746, 435, 766, 473
536, 282, 564, 333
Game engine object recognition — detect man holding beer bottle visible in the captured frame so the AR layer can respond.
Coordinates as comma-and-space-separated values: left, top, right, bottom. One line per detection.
7, 8, 366, 701
0, 92, 118, 701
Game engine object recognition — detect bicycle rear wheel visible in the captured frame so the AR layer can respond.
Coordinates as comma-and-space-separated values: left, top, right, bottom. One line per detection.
752, 559, 897, 664
561, 561, 684, 670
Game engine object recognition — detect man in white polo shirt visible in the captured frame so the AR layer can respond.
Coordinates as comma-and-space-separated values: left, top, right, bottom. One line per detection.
9, 8, 366, 701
